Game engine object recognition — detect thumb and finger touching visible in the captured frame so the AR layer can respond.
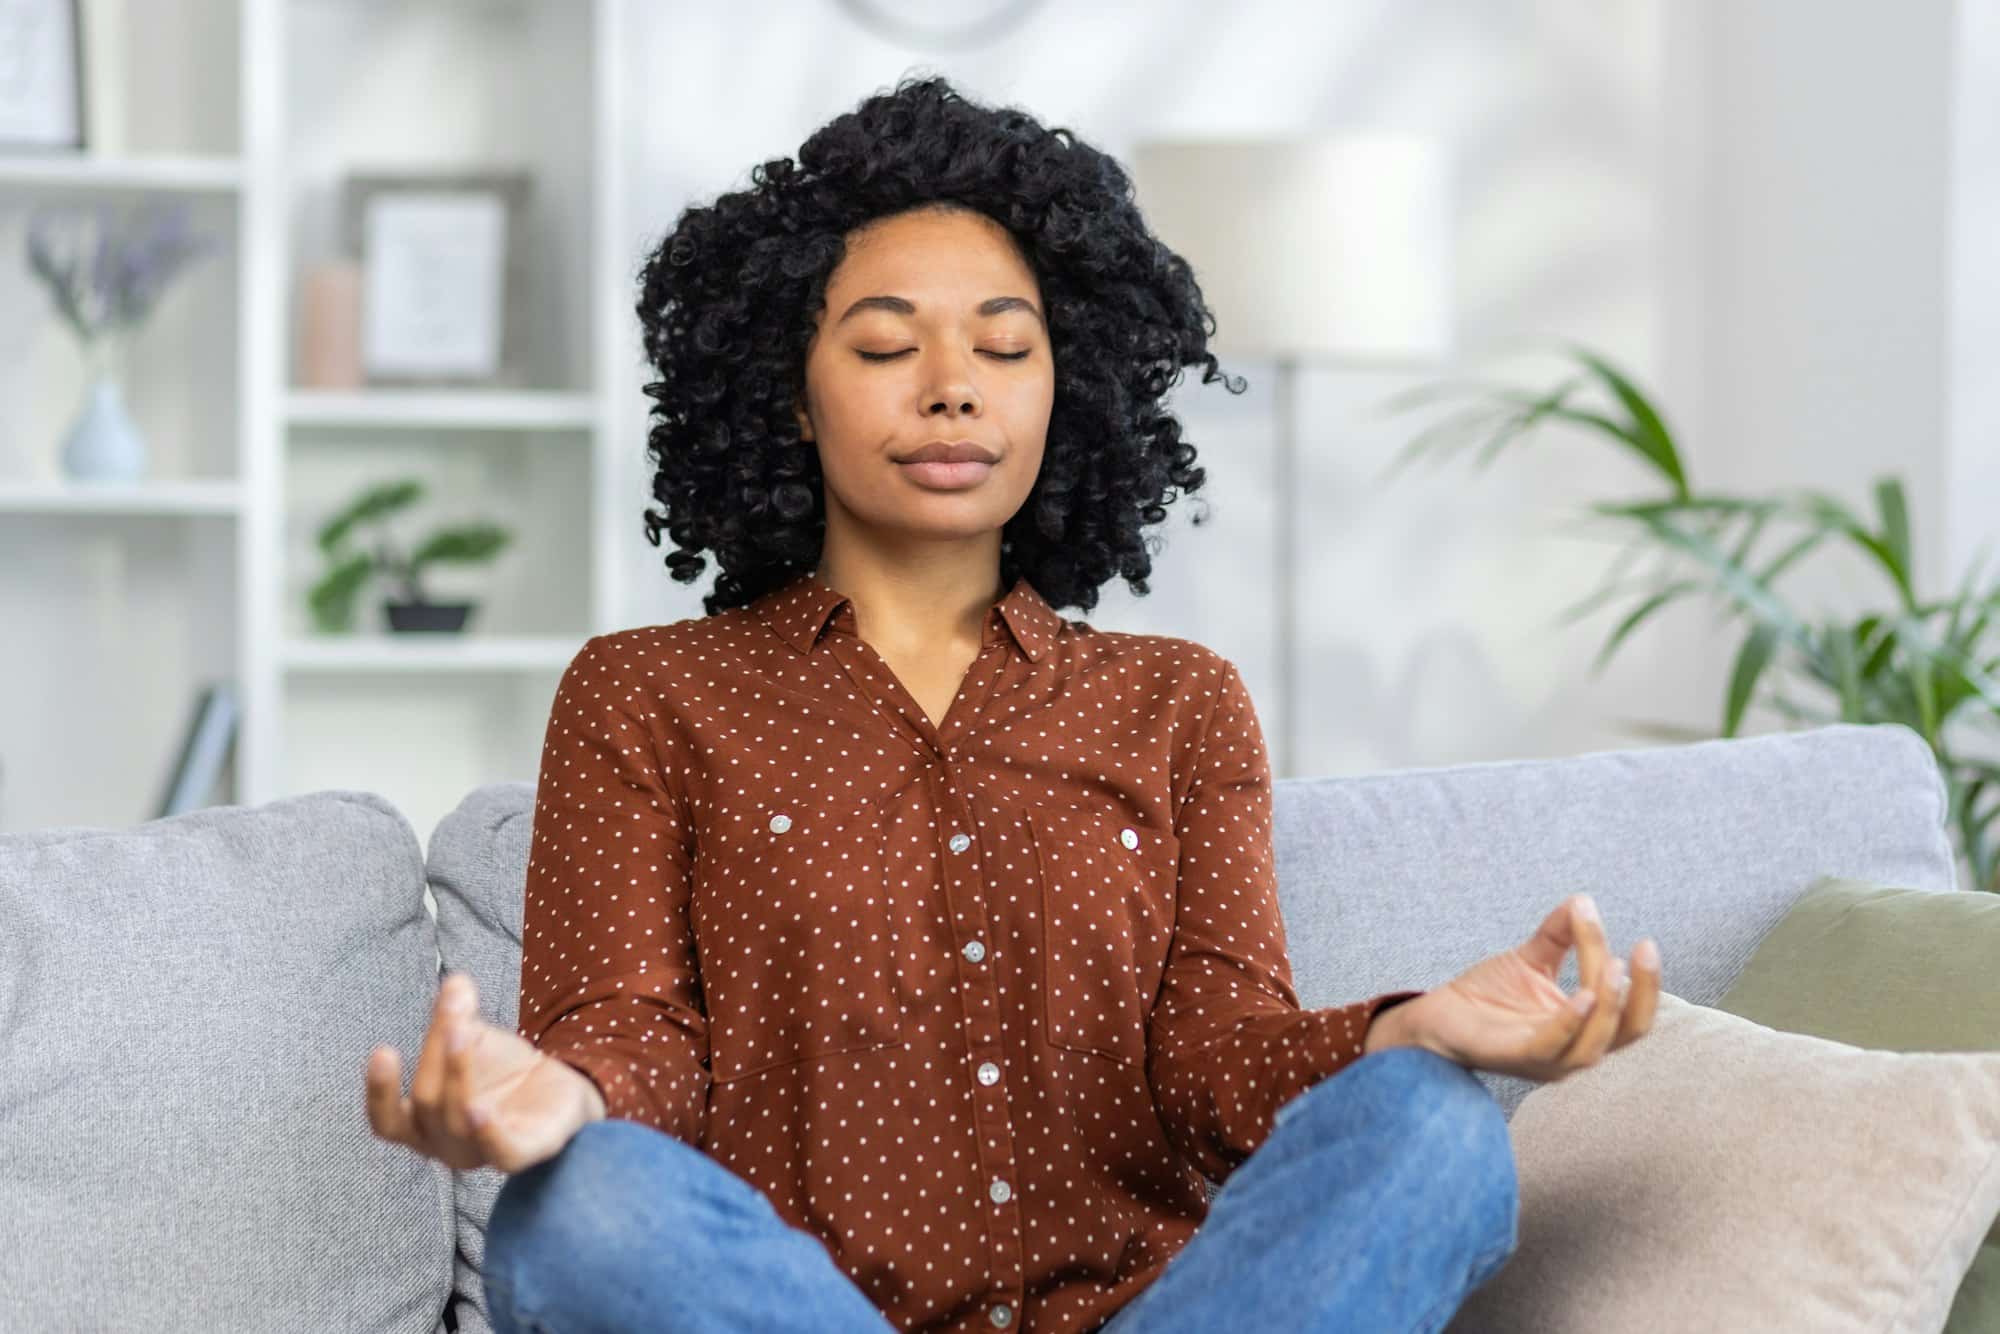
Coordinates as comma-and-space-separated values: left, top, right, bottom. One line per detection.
365, 972, 573, 1171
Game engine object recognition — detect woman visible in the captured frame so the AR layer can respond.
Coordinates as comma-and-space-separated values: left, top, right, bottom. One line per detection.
365, 75, 1661, 1334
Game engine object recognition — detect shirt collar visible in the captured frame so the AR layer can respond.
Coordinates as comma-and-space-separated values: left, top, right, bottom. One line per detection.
752, 569, 1062, 664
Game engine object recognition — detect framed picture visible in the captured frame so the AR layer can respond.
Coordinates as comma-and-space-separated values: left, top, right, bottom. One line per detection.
340, 169, 535, 387
0, 0, 86, 151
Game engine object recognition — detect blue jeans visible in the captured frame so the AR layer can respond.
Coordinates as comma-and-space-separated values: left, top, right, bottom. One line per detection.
481, 1045, 1519, 1333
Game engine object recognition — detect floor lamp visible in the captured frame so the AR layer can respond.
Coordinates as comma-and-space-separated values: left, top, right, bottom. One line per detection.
1130, 135, 1454, 778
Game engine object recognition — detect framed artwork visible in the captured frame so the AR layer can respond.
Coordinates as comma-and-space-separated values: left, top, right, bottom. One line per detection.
0, 0, 86, 151
340, 169, 535, 387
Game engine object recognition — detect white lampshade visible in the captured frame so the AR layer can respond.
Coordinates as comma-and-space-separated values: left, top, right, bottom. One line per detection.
1129, 134, 1452, 366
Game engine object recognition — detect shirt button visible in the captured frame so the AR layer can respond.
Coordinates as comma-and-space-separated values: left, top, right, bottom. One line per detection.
1119, 826, 1139, 850
769, 813, 792, 834
977, 1060, 1001, 1085
989, 1177, 1011, 1204
989, 1304, 1013, 1327
963, 939, 986, 963
949, 832, 971, 853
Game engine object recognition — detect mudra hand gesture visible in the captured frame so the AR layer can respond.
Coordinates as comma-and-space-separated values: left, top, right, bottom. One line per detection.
1375, 892, 1661, 1081
364, 972, 605, 1172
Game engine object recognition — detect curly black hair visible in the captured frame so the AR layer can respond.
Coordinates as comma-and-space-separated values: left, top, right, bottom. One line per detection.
634, 73, 1246, 617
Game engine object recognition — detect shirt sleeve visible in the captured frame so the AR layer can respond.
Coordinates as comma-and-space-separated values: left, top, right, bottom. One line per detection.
514, 633, 711, 1144
1147, 654, 1427, 1185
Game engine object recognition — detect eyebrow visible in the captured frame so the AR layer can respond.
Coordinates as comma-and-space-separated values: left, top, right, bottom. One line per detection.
835, 294, 1045, 329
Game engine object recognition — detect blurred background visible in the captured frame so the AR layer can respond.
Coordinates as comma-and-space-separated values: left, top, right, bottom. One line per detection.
2, 0, 1996, 879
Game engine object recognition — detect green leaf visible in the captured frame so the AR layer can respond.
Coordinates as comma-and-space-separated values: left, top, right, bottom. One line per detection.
1854, 615, 1897, 678
1377, 401, 1506, 480
1875, 478, 1911, 592
1591, 580, 1702, 674
318, 479, 424, 553
1893, 617, 1940, 739
1367, 375, 1516, 418
306, 552, 373, 632
1827, 624, 1864, 721
1560, 340, 1690, 498
1631, 511, 1807, 645
1724, 621, 1780, 736
409, 523, 511, 569
1754, 527, 1827, 584
1789, 490, 1915, 608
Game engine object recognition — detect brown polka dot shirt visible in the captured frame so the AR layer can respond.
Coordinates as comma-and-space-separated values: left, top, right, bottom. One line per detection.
515, 569, 1425, 1333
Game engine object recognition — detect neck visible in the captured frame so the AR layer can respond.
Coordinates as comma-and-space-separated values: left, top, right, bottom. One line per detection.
814, 548, 1004, 657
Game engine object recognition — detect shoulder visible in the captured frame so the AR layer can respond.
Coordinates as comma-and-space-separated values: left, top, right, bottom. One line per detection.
555, 611, 765, 721
1060, 624, 1239, 726
1064, 622, 1232, 681
578, 607, 759, 674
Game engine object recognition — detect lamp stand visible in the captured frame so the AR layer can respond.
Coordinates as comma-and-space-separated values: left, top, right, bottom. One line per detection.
1273, 355, 1298, 781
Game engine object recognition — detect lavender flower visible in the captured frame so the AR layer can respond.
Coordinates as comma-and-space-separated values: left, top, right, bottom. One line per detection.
25, 200, 222, 345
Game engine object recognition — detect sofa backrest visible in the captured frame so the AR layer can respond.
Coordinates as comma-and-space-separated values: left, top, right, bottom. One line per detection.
1269, 721, 1958, 1114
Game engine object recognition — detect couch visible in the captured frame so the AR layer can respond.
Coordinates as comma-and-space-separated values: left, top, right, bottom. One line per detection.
0, 720, 1959, 1331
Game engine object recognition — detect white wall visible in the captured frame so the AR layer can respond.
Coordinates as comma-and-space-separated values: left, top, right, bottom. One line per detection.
1670, 0, 1956, 617
1949, 0, 2000, 588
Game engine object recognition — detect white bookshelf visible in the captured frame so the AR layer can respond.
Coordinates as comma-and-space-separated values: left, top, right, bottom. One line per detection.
0, 153, 246, 192
0, 479, 245, 515
3, 0, 641, 837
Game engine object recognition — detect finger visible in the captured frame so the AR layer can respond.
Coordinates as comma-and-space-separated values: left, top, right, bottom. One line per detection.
1610, 938, 1662, 1050
1560, 954, 1629, 1069
365, 1046, 417, 1147
1518, 894, 1588, 974
440, 1011, 493, 1145
1549, 895, 1617, 1072
411, 973, 478, 1145
1525, 976, 1605, 1065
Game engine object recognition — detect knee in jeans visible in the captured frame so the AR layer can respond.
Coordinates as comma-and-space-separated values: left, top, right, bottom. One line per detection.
485, 1120, 660, 1284
1347, 1048, 1520, 1260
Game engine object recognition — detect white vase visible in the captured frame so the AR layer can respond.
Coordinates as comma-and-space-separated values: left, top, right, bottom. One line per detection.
60, 339, 148, 482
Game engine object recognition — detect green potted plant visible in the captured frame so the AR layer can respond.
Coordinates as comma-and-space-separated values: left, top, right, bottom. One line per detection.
1376, 338, 2000, 893
308, 479, 513, 634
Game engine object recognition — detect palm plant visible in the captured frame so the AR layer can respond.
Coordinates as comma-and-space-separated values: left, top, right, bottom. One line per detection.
1375, 338, 2000, 893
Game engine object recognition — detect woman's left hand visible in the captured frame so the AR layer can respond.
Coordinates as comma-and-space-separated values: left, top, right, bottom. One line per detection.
1381, 892, 1661, 1082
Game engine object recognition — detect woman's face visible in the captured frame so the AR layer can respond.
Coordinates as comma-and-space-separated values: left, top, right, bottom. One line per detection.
794, 206, 1054, 555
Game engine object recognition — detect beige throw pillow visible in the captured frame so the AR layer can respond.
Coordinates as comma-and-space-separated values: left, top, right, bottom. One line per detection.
1447, 992, 2000, 1333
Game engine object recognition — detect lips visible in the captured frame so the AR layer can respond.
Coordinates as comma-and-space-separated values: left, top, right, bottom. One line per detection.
896, 457, 995, 490
898, 441, 997, 464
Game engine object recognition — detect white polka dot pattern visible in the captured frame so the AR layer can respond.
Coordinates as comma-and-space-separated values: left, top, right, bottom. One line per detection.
514, 570, 1426, 1334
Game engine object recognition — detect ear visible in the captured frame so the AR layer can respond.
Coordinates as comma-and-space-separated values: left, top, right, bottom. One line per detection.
793, 396, 814, 442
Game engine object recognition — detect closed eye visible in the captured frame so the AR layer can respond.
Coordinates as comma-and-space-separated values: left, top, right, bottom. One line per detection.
857, 349, 1031, 362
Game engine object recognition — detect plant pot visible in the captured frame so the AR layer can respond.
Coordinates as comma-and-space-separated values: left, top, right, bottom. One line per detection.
383, 600, 476, 633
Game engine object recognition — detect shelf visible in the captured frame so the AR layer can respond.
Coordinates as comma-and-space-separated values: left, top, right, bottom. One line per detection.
284, 390, 601, 432
0, 479, 244, 515
0, 153, 245, 194
282, 635, 583, 673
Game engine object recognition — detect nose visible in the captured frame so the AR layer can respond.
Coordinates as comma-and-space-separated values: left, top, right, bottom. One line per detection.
921, 345, 981, 417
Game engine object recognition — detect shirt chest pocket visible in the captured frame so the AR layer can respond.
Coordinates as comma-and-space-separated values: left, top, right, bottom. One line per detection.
1027, 804, 1180, 1068
691, 792, 906, 1084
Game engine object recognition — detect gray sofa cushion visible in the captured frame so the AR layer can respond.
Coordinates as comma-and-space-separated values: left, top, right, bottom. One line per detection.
426, 783, 538, 1334
0, 789, 454, 1333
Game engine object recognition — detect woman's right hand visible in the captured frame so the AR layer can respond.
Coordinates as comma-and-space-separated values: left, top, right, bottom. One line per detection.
365, 970, 605, 1173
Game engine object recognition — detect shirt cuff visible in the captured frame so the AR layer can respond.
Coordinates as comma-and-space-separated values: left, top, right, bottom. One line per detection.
1303, 989, 1429, 1077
